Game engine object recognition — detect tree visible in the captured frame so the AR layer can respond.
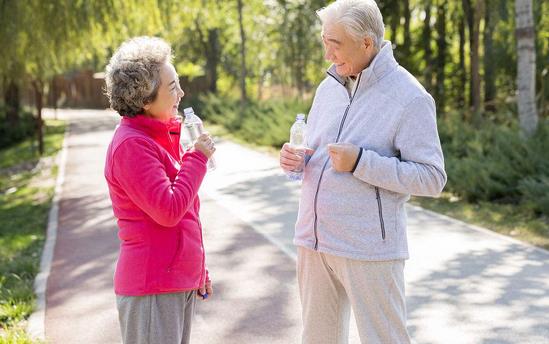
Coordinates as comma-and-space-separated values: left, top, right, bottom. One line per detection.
515, 0, 538, 136
484, 0, 496, 112
401, 0, 412, 69
471, 0, 484, 115
461, 0, 481, 115
422, 0, 433, 92
236, 0, 248, 104
457, 8, 467, 111
434, 0, 447, 112
0, 0, 165, 153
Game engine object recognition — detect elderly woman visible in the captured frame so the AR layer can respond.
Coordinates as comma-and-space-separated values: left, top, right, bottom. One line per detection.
104, 36, 215, 344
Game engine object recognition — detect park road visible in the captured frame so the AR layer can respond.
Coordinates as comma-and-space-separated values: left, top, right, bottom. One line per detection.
41, 109, 548, 344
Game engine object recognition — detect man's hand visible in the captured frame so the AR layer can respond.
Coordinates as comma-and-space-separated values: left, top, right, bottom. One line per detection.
327, 143, 361, 172
279, 143, 314, 172
197, 280, 213, 300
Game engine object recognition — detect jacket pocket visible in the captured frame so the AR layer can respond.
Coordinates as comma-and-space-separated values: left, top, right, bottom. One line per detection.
166, 230, 183, 272
375, 187, 386, 240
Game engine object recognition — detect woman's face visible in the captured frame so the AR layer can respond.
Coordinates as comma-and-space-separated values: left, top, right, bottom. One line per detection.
143, 62, 184, 122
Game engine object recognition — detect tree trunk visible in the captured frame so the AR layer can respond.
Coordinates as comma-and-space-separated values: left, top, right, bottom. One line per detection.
470, 0, 484, 115
206, 28, 220, 93
515, 0, 538, 136
51, 77, 59, 120
462, 0, 474, 109
435, 0, 447, 113
389, 1, 400, 45
294, 5, 307, 95
402, 0, 411, 65
484, 0, 496, 112
422, 0, 433, 92
236, 0, 248, 104
194, 14, 220, 95
458, 12, 467, 114
32, 80, 44, 155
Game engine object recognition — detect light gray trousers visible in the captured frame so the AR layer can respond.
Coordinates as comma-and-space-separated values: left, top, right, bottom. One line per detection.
116, 291, 196, 344
297, 247, 411, 344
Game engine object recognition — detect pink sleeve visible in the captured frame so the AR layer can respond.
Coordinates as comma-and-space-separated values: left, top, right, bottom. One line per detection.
112, 137, 208, 227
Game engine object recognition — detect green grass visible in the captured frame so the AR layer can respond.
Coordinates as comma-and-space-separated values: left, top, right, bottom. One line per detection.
411, 193, 549, 250
0, 120, 65, 343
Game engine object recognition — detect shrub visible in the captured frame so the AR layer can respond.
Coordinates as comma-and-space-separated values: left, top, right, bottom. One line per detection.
440, 113, 549, 216
195, 93, 311, 148
0, 107, 35, 149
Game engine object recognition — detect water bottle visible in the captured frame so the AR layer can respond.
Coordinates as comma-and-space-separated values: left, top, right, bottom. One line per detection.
181, 107, 216, 171
288, 113, 307, 181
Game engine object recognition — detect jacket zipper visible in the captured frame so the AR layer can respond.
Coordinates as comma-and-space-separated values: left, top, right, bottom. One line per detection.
167, 131, 181, 163
166, 122, 186, 273
313, 72, 362, 250
375, 187, 386, 240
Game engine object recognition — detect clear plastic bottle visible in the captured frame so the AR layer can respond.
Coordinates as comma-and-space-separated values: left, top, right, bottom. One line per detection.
181, 107, 216, 171
288, 113, 307, 181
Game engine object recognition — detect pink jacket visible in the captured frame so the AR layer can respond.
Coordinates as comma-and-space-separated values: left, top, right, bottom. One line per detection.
104, 114, 209, 296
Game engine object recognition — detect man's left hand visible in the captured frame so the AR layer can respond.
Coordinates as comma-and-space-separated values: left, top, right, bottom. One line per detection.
327, 143, 360, 172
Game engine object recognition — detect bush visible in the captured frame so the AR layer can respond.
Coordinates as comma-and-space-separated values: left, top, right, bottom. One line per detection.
0, 107, 35, 149
519, 176, 549, 216
195, 93, 311, 148
440, 114, 549, 216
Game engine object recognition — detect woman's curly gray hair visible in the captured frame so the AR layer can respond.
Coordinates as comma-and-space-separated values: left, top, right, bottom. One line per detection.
105, 36, 172, 117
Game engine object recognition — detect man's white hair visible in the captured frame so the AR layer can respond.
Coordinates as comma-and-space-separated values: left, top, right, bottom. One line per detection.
317, 0, 385, 50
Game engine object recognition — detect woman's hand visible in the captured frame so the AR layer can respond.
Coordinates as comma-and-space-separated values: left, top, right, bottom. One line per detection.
197, 280, 213, 300
194, 133, 216, 158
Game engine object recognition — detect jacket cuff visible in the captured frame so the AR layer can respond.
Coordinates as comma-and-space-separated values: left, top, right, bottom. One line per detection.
186, 149, 209, 164
350, 148, 363, 173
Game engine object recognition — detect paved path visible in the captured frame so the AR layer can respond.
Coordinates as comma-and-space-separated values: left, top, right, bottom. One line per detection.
44, 110, 121, 343
201, 139, 549, 344
41, 109, 548, 344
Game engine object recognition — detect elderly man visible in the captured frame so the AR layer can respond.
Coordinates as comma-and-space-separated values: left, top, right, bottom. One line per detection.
279, 0, 446, 343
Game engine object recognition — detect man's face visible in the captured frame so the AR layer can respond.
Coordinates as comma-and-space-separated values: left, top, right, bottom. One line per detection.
321, 22, 376, 77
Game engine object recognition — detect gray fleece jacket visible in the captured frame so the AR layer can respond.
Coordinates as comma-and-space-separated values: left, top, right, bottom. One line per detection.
294, 41, 447, 261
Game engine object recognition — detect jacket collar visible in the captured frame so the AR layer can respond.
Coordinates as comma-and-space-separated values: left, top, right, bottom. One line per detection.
326, 40, 398, 91
121, 115, 182, 158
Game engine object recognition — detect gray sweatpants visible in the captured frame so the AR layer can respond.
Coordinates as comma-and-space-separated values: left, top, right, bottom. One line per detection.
116, 291, 196, 344
297, 247, 411, 344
